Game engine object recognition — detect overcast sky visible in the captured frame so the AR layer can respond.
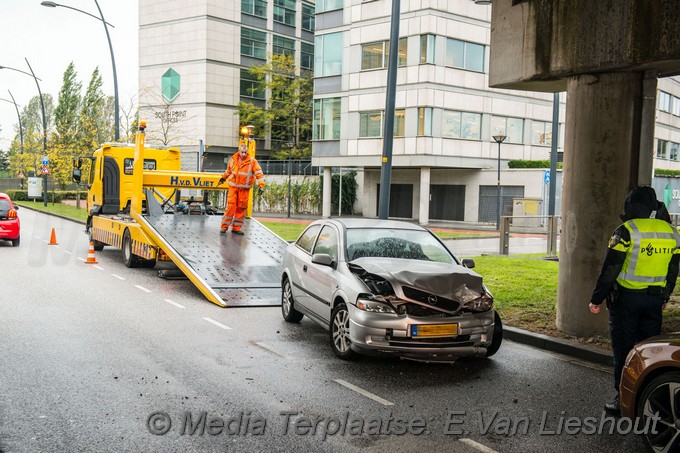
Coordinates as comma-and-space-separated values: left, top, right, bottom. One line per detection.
0, 0, 138, 150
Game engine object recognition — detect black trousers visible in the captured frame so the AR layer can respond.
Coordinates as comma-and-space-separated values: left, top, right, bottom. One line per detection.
609, 290, 664, 393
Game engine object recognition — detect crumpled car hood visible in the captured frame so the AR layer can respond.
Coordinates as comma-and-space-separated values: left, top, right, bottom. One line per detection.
351, 257, 483, 301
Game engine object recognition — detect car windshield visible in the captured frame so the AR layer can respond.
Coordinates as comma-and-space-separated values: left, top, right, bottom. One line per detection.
346, 228, 453, 264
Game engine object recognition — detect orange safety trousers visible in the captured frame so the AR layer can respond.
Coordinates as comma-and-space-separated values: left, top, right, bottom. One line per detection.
221, 187, 250, 232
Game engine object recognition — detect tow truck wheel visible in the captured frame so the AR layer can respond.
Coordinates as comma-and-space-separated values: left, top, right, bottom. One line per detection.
281, 277, 303, 323
122, 229, 140, 268
88, 229, 105, 251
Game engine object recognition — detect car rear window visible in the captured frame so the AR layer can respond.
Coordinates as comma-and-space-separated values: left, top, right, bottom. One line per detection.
0, 199, 10, 212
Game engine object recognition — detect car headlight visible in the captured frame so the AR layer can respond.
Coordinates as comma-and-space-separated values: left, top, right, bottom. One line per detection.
461, 292, 494, 312
357, 297, 396, 314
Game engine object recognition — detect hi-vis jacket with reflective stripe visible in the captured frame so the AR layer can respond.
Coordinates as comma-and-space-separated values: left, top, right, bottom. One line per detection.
612, 218, 680, 290
221, 153, 265, 190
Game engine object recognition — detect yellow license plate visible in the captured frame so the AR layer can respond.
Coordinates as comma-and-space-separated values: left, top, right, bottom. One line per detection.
411, 324, 458, 337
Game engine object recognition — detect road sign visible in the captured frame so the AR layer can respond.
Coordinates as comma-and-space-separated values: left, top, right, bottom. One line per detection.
41, 165, 50, 175
42, 155, 49, 166
544, 170, 550, 184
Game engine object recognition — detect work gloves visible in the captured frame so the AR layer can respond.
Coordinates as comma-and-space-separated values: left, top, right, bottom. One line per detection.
258, 187, 264, 196
217, 177, 226, 185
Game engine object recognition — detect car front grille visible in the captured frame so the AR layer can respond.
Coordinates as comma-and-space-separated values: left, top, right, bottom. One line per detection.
402, 286, 460, 313
388, 336, 472, 348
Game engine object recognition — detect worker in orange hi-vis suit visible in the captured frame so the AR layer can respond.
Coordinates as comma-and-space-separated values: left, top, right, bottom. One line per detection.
217, 144, 265, 235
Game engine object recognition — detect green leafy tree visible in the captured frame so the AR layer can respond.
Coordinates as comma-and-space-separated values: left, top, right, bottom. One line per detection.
237, 54, 313, 158
79, 67, 108, 152
53, 62, 82, 149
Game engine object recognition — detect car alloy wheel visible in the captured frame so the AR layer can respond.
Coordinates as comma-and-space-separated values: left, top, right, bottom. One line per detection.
637, 371, 680, 453
330, 303, 356, 360
281, 278, 303, 323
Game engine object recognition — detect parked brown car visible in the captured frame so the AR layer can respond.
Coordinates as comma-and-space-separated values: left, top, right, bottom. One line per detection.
620, 333, 680, 452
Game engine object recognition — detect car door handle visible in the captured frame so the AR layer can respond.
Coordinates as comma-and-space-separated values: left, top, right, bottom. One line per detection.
303, 265, 308, 272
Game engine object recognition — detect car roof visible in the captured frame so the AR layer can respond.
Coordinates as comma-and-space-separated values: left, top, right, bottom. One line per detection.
0, 192, 11, 200
320, 217, 427, 231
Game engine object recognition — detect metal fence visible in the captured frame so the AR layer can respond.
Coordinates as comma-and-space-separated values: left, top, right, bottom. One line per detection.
258, 160, 319, 176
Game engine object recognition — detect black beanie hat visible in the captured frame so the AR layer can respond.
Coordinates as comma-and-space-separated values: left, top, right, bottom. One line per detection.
620, 186, 658, 221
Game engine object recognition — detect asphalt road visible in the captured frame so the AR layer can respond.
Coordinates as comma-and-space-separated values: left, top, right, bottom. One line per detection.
0, 209, 646, 452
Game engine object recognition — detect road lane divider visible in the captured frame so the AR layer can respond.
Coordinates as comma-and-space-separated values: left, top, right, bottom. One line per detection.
135, 285, 152, 293
111, 274, 125, 280
255, 342, 287, 358
460, 439, 498, 453
77, 257, 85, 262
203, 317, 231, 330
93, 265, 104, 271
163, 299, 186, 309
334, 379, 394, 406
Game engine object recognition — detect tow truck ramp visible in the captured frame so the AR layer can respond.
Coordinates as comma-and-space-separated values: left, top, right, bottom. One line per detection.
141, 191, 287, 307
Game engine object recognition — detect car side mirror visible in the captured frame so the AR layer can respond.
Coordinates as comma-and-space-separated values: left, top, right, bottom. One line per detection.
14, 205, 19, 210
72, 168, 82, 184
462, 258, 475, 269
312, 253, 336, 268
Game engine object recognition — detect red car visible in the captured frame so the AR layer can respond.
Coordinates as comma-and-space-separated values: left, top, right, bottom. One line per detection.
0, 192, 20, 246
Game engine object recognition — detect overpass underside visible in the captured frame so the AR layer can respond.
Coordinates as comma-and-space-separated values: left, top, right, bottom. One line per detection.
489, 0, 680, 336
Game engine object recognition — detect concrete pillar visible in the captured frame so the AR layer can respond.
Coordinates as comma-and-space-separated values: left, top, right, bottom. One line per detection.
556, 72, 644, 336
638, 71, 658, 185
322, 166, 332, 218
419, 167, 430, 225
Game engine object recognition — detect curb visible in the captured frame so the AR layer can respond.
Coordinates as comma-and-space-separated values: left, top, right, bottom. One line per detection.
16, 203, 87, 225
504, 325, 613, 367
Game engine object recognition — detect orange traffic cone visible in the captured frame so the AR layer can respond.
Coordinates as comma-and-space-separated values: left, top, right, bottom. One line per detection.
85, 241, 98, 264
48, 228, 58, 245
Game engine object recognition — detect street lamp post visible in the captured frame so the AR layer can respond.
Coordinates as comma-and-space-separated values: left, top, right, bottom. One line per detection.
492, 134, 507, 230
0, 60, 48, 205
41, 0, 119, 141
0, 91, 25, 189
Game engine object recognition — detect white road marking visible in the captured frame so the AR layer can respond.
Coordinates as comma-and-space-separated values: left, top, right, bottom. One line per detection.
164, 299, 186, 309
93, 265, 104, 271
334, 379, 394, 406
43, 240, 48, 244
34, 236, 41, 239
111, 274, 125, 280
255, 342, 287, 358
203, 317, 231, 330
63, 250, 72, 255
77, 257, 85, 262
134, 285, 152, 293
460, 438, 498, 453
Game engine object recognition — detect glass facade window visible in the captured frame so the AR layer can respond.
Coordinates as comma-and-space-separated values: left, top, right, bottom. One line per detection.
242, 0, 266, 18
316, 0, 343, 13
240, 68, 264, 99
673, 96, 680, 116
442, 110, 481, 140
274, 0, 296, 26
361, 39, 407, 70
420, 34, 435, 64
358, 109, 405, 137
418, 107, 433, 136
241, 28, 267, 59
491, 116, 524, 144
302, 2, 315, 32
445, 38, 485, 72
273, 35, 295, 57
360, 111, 382, 137
531, 120, 552, 146
671, 142, 679, 161
658, 91, 671, 112
657, 139, 668, 159
313, 97, 341, 140
315, 32, 343, 77
301, 42, 314, 70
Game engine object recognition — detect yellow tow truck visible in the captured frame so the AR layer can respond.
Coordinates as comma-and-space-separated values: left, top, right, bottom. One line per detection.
73, 122, 286, 308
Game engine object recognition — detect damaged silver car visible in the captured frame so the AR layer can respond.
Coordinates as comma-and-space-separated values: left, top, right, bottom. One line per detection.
280, 218, 502, 362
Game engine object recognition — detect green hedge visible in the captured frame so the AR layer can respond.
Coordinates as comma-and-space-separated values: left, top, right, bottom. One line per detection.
655, 169, 680, 177
4, 189, 86, 202
508, 160, 564, 169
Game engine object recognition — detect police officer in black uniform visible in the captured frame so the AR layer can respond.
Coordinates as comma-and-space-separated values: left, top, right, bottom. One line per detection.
589, 186, 680, 415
